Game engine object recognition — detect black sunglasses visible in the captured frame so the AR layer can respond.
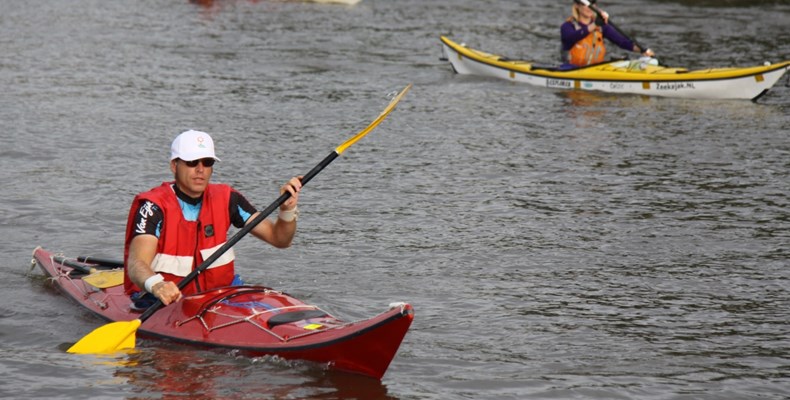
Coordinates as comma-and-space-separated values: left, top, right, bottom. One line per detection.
180, 158, 215, 168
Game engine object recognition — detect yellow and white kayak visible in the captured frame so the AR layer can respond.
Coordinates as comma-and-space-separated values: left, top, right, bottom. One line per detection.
440, 36, 790, 101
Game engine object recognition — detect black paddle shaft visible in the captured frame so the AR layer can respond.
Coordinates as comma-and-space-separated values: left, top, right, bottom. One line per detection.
588, 3, 649, 53
53, 256, 100, 274
138, 150, 340, 322
77, 256, 124, 269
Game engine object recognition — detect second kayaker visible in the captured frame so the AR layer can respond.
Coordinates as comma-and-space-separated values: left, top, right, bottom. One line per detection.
560, 0, 655, 68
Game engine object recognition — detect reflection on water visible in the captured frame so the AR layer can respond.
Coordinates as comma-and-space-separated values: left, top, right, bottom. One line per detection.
107, 346, 395, 399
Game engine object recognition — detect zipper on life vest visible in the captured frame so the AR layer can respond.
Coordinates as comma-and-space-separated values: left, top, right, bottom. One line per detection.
193, 221, 202, 293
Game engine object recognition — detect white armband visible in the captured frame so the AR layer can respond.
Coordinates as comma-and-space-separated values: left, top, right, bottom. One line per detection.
278, 206, 299, 222
144, 273, 165, 293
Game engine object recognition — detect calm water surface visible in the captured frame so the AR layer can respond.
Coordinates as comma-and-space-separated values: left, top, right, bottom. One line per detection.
1, 0, 789, 399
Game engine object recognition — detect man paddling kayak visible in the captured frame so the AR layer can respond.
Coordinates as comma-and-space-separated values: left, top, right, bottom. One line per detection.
124, 130, 302, 307
561, 0, 654, 68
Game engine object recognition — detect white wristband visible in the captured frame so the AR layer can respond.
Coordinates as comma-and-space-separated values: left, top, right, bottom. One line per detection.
278, 206, 299, 222
144, 273, 165, 293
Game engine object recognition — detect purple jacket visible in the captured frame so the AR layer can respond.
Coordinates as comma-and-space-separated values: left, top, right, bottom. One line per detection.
560, 19, 635, 54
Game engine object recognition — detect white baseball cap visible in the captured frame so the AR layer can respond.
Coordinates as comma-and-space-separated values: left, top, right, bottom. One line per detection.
170, 130, 221, 162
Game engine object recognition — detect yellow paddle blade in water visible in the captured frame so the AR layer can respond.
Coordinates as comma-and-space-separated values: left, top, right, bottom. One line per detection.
81, 270, 124, 289
67, 319, 141, 354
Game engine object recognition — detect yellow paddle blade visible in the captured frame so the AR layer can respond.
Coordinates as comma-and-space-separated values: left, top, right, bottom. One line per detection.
67, 319, 141, 354
82, 270, 124, 289
335, 83, 412, 155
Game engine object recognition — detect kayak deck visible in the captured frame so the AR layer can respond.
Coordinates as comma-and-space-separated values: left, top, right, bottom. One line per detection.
32, 246, 413, 379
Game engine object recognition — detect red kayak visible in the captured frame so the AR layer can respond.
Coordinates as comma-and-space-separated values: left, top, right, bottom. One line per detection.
32, 246, 414, 380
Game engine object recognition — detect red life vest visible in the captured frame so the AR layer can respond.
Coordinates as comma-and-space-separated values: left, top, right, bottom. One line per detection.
567, 17, 606, 66
123, 182, 235, 295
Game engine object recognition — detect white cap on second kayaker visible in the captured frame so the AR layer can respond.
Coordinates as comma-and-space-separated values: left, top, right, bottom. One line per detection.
170, 129, 221, 162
